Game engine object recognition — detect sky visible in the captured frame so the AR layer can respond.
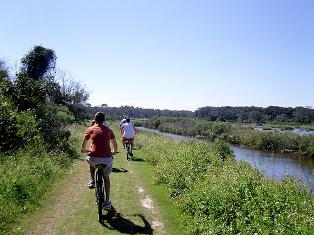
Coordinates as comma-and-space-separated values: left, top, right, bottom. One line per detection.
0, 0, 313, 111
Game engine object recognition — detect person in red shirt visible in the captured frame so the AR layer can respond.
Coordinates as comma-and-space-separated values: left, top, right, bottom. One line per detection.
81, 112, 118, 209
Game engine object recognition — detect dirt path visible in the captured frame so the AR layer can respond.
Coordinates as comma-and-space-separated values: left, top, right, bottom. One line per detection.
23, 151, 166, 235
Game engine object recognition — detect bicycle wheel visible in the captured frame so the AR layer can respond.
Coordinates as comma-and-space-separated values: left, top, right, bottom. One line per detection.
126, 142, 130, 160
95, 169, 104, 222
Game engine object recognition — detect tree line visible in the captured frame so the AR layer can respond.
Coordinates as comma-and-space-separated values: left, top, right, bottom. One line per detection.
195, 106, 314, 124
86, 105, 194, 119
86, 105, 313, 124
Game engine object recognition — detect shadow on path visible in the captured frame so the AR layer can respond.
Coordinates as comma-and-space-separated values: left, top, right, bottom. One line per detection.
129, 156, 145, 162
100, 206, 153, 234
112, 167, 128, 173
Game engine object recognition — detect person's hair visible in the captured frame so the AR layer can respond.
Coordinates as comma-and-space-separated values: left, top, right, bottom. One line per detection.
95, 112, 105, 123
91, 120, 96, 126
124, 116, 128, 119
126, 117, 130, 123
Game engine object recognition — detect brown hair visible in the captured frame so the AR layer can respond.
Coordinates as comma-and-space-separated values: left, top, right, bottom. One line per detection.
94, 112, 105, 123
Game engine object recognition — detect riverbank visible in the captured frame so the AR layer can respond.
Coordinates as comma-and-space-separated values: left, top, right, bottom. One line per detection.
134, 117, 314, 157
135, 130, 314, 234
137, 126, 314, 194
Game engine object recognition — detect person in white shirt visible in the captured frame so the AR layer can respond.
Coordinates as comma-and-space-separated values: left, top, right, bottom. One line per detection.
119, 116, 128, 130
121, 117, 136, 149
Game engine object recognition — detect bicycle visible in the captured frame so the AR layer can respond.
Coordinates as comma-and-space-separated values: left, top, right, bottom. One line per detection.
82, 150, 118, 222
124, 138, 133, 160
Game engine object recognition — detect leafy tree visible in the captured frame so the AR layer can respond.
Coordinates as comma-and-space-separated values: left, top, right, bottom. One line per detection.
275, 113, 288, 122
20, 45, 56, 81
0, 60, 9, 82
248, 110, 263, 123
9, 46, 57, 111
293, 107, 313, 124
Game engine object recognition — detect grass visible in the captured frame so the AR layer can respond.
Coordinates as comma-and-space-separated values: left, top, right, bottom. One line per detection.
9, 123, 187, 234
7, 121, 313, 234
0, 145, 77, 234
131, 149, 189, 235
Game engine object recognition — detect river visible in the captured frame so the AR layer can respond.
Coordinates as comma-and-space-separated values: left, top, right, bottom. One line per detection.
137, 126, 314, 194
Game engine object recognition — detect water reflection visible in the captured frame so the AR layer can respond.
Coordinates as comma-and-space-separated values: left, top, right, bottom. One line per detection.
232, 146, 314, 192
255, 126, 314, 136
137, 126, 314, 193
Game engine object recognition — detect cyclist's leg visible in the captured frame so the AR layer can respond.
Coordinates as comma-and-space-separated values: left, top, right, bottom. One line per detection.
130, 138, 134, 149
121, 137, 125, 148
90, 165, 95, 182
86, 156, 96, 188
103, 174, 110, 202
101, 157, 113, 205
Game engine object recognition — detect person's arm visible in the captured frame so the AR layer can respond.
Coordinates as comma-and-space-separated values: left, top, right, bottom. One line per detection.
81, 128, 91, 153
81, 138, 89, 153
111, 137, 118, 154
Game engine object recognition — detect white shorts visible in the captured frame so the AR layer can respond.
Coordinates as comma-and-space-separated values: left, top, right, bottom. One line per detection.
86, 156, 113, 175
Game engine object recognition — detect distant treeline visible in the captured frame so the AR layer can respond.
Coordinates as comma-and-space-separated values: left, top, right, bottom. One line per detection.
87, 105, 314, 124
86, 106, 194, 119
195, 106, 314, 124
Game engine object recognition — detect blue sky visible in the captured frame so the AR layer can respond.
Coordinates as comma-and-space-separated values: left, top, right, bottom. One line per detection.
1, 0, 313, 111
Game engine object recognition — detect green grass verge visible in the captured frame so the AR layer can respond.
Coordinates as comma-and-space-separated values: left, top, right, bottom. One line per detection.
135, 129, 314, 234
131, 149, 189, 235
0, 124, 83, 234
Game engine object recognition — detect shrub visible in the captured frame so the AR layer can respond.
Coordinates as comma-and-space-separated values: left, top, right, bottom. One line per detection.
0, 144, 73, 233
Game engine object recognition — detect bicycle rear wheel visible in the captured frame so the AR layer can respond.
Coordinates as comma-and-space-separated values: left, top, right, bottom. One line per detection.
95, 169, 104, 222
126, 142, 130, 160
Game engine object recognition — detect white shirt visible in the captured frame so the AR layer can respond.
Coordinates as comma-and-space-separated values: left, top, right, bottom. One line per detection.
119, 119, 126, 128
121, 122, 135, 138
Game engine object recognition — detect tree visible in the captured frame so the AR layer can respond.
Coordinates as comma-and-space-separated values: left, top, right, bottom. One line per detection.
55, 69, 89, 119
9, 46, 57, 111
0, 60, 9, 82
248, 110, 263, 123
20, 45, 56, 81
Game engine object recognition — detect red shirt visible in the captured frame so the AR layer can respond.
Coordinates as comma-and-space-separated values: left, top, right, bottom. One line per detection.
84, 123, 115, 157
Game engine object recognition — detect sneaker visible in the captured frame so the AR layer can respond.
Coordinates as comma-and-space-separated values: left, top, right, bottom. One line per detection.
88, 180, 95, 189
104, 200, 112, 209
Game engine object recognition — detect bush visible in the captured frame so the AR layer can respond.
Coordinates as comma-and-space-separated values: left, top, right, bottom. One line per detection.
181, 161, 314, 234
0, 96, 41, 152
0, 144, 73, 233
